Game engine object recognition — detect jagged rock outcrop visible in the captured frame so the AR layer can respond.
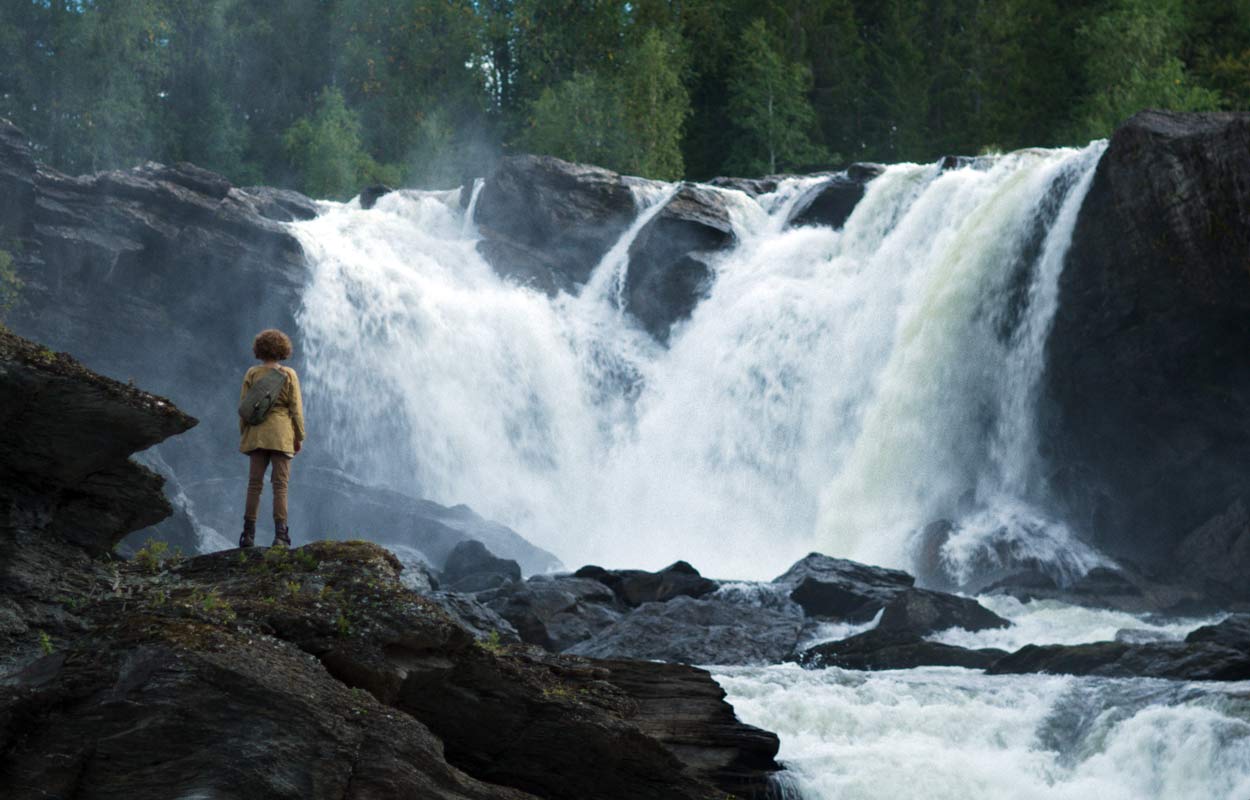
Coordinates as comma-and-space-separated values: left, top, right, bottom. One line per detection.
441, 539, 522, 592
1045, 110, 1250, 587
876, 588, 1009, 636
473, 157, 752, 341
773, 553, 915, 620
1, 540, 782, 799
0, 330, 197, 554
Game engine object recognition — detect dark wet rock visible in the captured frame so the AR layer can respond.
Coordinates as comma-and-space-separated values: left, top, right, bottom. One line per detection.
1171, 498, 1250, 606
425, 590, 520, 643
244, 185, 320, 221
773, 553, 914, 621
876, 589, 1010, 637
787, 165, 885, 229
359, 183, 395, 209
566, 594, 804, 666
441, 540, 522, 592
1045, 111, 1250, 578
706, 175, 786, 196
480, 575, 621, 651
575, 560, 719, 607
0, 329, 196, 555
1, 534, 780, 799
473, 154, 636, 291
988, 638, 1250, 681
797, 628, 1007, 671
982, 564, 1207, 615
624, 184, 737, 341
1115, 628, 1174, 644
596, 659, 782, 799
1184, 613, 1250, 648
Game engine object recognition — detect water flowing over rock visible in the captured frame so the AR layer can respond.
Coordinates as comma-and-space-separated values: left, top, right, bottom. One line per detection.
1045, 110, 1250, 584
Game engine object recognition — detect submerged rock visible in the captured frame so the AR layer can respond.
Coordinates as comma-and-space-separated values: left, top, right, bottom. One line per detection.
797, 628, 1007, 671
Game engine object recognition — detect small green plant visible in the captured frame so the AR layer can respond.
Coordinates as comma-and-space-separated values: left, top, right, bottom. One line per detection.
335, 612, 351, 637
35, 346, 56, 365
480, 629, 504, 653
236, 550, 248, 565
541, 684, 573, 700
37, 630, 53, 656
285, 580, 302, 599
190, 588, 236, 622
295, 549, 319, 571
151, 589, 168, 606
134, 538, 170, 574
0, 248, 21, 325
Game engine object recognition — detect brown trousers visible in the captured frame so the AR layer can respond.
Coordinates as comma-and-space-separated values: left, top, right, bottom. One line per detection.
245, 449, 292, 522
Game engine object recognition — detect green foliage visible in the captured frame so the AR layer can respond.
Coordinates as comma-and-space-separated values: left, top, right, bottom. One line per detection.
38, 630, 54, 656
480, 629, 505, 653
1072, 0, 1222, 140
135, 538, 170, 574
0, 250, 20, 326
283, 88, 378, 200
2, 0, 1249, 186
726, 19, 828, 174
521, 72, 630, 171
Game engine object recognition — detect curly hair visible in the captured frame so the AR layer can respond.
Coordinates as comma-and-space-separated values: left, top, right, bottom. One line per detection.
252, 329, 293, 362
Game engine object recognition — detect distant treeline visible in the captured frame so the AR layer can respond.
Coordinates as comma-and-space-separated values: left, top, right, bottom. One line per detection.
2, 0, 1247, 196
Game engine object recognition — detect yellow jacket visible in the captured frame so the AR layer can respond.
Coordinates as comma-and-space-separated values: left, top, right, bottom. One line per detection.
238, 365, 305, 455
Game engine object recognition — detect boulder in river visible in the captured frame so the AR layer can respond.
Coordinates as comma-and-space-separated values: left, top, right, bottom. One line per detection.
480, 574, 622, 651
876, 588, 1010, 637
797, 628, 1008, 671
786, 164, 886, 229
623, 184, 737, 341
473, 154, 637, 292
773, 553, 915, 620
567, 594, 805, 666
575, 560, 720, 607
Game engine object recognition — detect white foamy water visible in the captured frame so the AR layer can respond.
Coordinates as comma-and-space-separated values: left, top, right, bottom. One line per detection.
929, 594, 1227, 652
714, 664, 1250, 800
293, 143, 1107, 581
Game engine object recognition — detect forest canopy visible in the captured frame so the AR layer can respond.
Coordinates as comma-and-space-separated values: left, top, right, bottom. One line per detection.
2, 0, 1247, 198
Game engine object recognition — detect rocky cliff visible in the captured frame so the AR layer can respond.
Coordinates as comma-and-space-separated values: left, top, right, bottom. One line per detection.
1044, 110, 1250, 597
0, 331, 782, 798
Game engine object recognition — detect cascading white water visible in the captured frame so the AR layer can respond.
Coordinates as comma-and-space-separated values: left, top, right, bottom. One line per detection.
293, 142, 1107, 580
715, 665, 1250, 800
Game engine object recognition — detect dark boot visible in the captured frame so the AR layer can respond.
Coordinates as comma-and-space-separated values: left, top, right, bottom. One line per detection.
239, 518, 256, 548
273, 520, 291, 548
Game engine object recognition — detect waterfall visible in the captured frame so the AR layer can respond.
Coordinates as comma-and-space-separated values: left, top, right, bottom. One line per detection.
293, 142, 1107, 581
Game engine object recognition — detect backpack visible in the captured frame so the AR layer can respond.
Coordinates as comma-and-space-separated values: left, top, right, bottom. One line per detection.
238, 367, 289, 426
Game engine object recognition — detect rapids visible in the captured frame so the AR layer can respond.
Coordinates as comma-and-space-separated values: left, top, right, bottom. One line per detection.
293, 143, 1107, 582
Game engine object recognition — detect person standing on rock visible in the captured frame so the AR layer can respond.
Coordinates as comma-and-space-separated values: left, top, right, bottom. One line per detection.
237, 329, 305, 548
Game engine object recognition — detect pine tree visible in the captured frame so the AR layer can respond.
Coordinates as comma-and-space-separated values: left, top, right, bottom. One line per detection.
283, 87, 378, 200
726, 19, 827, 175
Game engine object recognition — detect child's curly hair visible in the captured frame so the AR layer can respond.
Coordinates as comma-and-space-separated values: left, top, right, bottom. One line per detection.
252, 329, 293, 362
